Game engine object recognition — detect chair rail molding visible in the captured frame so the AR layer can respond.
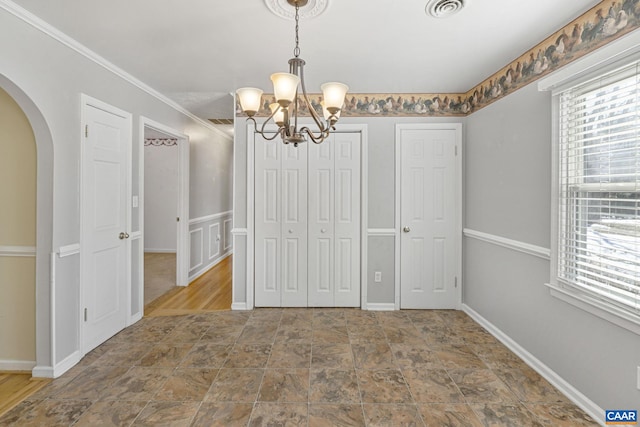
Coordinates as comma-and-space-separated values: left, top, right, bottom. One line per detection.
463, 228, 550, 260
0, 245, 36, 257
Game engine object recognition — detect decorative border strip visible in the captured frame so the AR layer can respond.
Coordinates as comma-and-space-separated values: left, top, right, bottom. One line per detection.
144, 138, 177, 146
0, 245, 36, 257
237, 0, 640, 118
463, 228, 550, 260
188, 210, 233, 226
462, 304, 604, 424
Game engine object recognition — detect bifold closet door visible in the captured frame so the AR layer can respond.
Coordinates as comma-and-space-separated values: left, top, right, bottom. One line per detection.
308, 133, 361, 307
254, 137, 308, 307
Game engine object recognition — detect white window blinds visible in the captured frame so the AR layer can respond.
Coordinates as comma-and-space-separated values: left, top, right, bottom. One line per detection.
558, 61, 640, 315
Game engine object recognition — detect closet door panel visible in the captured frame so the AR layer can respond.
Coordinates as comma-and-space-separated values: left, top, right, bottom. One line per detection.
255, 138, 282, 307
334, 133, 361, 307
308, 141, 334, 307
281, 143, 308, 306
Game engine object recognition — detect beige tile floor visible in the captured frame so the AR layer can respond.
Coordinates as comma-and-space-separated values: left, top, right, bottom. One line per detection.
0, 309, 598, 426
144, 252, 177, 305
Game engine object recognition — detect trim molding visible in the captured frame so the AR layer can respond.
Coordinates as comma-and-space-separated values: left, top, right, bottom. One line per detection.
52, 350, 81, 378
231, 302, 248, 311
0, 245, 36, 257
32, 365, 54, 379
462, 304, 604, 424
188, 210, 233, 226
365, 303, 396, 311
367, 228, 395, 236
0, 0, 231, 141
463, 228, 551, 260
0, 359, 36, 371
231, 228, 248, 235
143, 249, 176, 254
32, 350, 81, 378
58, 243, 80, 258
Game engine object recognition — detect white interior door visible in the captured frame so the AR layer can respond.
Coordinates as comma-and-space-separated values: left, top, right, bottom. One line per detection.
400, 127, 458, 309
82, 99, 131, 353
308, 133, 361, 307
254, 137, 282, 307
254, 131, 361, 308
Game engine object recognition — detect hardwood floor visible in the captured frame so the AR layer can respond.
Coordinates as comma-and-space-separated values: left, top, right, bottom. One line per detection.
0, 372, 50, 418
144, 255, 232, 316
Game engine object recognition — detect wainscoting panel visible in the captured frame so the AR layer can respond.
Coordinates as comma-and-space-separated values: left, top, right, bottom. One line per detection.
208, 223, 221, 261
188, 211, 233, 281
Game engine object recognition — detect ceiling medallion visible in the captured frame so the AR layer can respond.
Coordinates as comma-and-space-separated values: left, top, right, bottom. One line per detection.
264, 0, 329, 20
425, 0, 467, 18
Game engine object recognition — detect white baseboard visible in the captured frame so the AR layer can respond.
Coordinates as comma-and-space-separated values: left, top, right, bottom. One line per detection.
144, 249, 177, 254
32, 365, 54, 378
365, 303, 396, 311
129, 312, 143, 325
461, 304, 605, 425
231, 302, 248, 311
188, 251, 232, 282
52, 350, 81, 378
0, 359, 36, 371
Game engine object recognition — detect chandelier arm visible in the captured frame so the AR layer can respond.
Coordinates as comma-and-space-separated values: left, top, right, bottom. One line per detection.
256, 104, 283, 137
298, 61, 328, 133
300, 125, 330, 144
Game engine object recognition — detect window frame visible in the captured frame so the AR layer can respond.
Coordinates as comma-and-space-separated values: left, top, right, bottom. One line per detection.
542, 35, 640, 336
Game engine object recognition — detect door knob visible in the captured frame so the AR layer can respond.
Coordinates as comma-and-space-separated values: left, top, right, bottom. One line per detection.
403, 226, 411, 233
119, 232, 129, 240
321, 228, 327, 234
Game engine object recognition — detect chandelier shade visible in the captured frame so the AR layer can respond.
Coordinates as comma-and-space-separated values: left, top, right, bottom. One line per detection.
236, 0, 348, 146
236, 87, 263, 117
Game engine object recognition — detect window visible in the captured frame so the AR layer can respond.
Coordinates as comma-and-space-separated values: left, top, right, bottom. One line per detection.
556, 61, 640, 320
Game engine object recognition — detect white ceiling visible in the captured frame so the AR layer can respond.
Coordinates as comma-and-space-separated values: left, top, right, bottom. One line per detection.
11, 0, 601, 121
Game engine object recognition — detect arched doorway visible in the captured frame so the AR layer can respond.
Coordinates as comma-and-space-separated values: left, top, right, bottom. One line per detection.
0, 74, 54, 376
0, 86, 36, 369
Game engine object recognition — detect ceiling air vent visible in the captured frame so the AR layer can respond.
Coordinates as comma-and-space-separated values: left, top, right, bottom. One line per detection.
425, 0, 467, 18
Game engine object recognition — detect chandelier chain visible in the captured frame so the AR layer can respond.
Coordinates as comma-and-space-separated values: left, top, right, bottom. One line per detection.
293, 3, 300, 58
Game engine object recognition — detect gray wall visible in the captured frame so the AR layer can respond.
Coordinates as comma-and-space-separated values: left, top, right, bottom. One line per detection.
233, 116, 463, 306
0, 8, 232, 374
464, 82, 640, 411
144, 143, 179, 252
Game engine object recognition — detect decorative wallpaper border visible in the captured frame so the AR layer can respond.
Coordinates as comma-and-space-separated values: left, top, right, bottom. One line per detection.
236, 0, 640, 118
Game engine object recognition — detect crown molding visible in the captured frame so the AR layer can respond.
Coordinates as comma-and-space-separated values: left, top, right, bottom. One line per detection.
0, 0, 232, 141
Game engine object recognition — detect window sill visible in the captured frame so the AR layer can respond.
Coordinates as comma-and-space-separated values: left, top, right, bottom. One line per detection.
545, 282, 640, 336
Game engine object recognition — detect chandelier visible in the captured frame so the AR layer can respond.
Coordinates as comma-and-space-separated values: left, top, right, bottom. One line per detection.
236, 0, 348, 146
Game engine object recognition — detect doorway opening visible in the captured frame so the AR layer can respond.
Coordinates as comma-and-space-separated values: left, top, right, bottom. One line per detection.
139, 118, 190, 311
0, 85, 37, 371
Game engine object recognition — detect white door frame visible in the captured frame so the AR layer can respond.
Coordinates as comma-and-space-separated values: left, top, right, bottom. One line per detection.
394, 123, 463, 310
79, 94, 132, 355
246, 123, 368, 309
139, 117, 190, 297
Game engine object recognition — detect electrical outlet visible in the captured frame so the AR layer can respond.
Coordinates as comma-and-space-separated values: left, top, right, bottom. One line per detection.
374, 272, 382, 282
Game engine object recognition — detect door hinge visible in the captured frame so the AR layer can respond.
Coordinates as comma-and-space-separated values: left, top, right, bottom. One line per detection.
455, 145, 458, 156
85, 124, 88, 138
454, 277, 458, 288
84, 308, 88, 322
